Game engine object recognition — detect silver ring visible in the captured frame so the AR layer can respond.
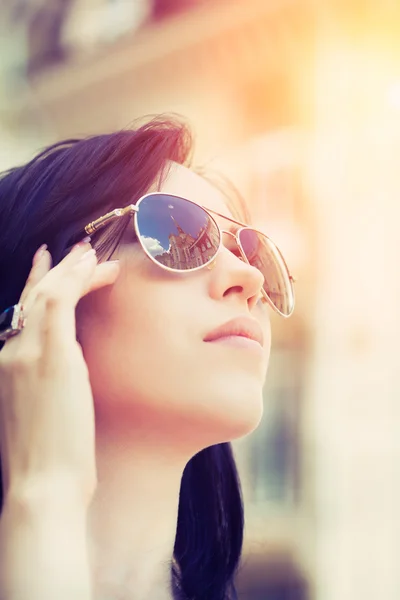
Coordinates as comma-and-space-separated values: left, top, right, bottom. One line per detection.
0, 304, 27, 341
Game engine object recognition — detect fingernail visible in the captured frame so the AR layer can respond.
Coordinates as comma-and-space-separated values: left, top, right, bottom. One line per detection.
33, 244, 48, 265
74, 236, 91, 248
71, 236, 92, 253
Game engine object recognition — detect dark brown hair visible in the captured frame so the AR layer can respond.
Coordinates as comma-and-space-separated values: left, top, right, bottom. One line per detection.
0, 115, 243, 600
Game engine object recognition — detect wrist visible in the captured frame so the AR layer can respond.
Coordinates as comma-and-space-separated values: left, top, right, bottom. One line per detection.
3, 473, 93, 516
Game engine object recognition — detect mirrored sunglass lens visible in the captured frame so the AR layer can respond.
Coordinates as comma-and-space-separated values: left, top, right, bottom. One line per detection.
136, 194, 220, 270
239, 229, 294, 316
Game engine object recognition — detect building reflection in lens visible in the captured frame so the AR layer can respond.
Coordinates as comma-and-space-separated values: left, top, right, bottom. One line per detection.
155, 215, 220, 270
241, 230, 289, 314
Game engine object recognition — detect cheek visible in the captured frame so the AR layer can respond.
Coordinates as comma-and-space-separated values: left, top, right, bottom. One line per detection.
79, 276, 194, 405
77, 268, 271, 443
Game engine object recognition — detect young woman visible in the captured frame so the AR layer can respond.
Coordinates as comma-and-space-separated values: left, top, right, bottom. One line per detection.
0, 116, 295, 600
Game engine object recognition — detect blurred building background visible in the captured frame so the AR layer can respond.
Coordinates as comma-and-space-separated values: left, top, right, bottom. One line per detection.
1, 1, 400, 599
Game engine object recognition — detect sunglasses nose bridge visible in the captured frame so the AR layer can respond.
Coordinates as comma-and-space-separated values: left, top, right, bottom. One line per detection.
221, 229, 239, 245
220, 228, 246, 258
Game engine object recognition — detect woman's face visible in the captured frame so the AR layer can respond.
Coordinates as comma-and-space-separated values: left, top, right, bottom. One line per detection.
78, 163, 271, 449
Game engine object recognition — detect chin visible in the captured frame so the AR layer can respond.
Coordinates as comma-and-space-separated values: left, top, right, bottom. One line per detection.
225, 404, 264, 441
201, 388, 265, 445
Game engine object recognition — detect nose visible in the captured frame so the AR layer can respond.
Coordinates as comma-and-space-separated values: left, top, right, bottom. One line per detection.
207, 234, 265, 310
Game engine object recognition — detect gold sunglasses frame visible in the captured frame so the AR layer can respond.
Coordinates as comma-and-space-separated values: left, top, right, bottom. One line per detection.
84, 191, 295, 318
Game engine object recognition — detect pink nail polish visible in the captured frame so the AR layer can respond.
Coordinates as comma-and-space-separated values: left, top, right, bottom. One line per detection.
71, 236, 92, 253
33, 244, 48, 265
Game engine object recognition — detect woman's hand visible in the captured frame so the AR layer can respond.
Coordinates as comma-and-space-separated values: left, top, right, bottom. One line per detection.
0, 240, 120, 509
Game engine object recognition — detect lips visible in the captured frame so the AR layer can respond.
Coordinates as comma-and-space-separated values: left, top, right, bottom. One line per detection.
204, 316, 264, 347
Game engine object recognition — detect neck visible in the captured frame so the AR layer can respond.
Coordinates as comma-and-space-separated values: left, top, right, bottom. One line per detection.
88, 416, 189, 600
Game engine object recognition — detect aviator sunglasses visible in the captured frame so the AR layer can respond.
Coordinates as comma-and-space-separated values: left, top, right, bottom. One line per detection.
84, 192, 295, 318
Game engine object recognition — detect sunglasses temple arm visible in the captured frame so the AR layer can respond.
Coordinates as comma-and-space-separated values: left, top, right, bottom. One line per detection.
85, 205, 138, 235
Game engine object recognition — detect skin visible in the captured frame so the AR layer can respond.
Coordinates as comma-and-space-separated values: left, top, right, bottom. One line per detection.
75, 162, 272, 599
0, 161, 271, 600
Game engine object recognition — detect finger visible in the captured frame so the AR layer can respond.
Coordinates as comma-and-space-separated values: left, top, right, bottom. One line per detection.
19, 237, 91, 308
8, 250, 119, 353
81, 260, 121, 295
15, 248, 99, 351
49, 248, 120, 299
19, 245, 52, 306
59, 237, 93, 267
2, 243, 93, 354
26, 238, 94, 308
